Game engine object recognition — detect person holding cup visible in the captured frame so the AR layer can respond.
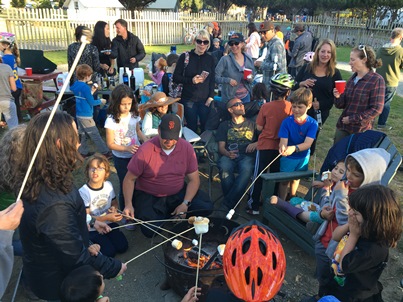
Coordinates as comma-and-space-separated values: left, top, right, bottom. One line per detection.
333, 45, 385, 144
294, 39, 342, 154
215, 32, 255, 103
216, 98, 258, 212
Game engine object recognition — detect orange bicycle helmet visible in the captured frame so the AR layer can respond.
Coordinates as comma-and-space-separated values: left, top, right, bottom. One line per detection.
223, 220, 286, 302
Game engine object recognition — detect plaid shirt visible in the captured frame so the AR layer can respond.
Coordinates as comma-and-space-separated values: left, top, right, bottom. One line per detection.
334, 71, 385, 134
261, 36, 287, 89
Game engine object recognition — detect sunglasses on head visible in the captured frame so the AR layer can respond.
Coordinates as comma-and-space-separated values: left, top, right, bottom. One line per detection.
228, 41, 240, 46
231, 101, 244, 108
358, 44, 367, 58
196, 39, 209, 45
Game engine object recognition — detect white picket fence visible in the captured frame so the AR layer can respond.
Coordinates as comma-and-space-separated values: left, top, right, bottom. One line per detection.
0, 8, 395, 51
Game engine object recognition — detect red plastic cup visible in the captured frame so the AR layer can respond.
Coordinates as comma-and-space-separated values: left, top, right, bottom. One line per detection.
243, 68, 252, 80
25, 67, 33, 76
335, 80, 346, 94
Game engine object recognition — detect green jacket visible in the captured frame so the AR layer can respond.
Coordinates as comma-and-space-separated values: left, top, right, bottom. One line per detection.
376, 42, 403, 87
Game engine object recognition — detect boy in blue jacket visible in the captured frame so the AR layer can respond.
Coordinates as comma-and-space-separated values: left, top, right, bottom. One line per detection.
70, 64, 110, 158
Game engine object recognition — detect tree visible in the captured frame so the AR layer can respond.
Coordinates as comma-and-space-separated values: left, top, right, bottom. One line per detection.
190, 0, 198, 12
11, 0, 25, 8
203, 0, 232, 13
118, 0, 157, 10
180, 0, 202, 11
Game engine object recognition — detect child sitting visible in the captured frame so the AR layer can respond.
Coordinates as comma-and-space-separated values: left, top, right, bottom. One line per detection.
161, 53, 179, 97
60, 265, 109, 302
326, 185, 402, 301
277, 87, 318, 200
306, 148, 391, 301
79, 153, 128, 257
270, 159, 345, 223
148, 57, 167, 90
70, 64, 110, 158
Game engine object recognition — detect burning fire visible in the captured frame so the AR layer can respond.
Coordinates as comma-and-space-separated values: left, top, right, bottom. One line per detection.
183, 247, 222, 269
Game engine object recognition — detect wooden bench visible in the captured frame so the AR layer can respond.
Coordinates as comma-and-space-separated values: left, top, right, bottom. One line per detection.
260, 133, 402, 256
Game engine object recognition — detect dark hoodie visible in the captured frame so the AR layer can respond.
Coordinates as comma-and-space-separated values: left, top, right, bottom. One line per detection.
376, 42, 403, 87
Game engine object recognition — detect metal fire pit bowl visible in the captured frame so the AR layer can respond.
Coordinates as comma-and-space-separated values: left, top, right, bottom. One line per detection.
158, 217, 239, 301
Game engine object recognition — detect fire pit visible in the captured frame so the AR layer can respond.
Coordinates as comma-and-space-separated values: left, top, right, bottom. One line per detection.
159, 217, 239, 301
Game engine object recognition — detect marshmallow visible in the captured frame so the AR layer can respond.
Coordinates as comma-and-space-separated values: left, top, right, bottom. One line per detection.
217, 244, 225, 256
171, 239, 183, 250
193, 217, 210, 234
226, 209, 235, 220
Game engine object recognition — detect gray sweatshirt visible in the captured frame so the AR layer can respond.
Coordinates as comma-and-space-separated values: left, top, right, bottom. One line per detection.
0, 230, 14, 299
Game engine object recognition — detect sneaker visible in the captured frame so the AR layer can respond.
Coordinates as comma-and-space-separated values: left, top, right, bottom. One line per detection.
377, 124, 392, 131
123, 219, 136, 231
245, 209, 260, 216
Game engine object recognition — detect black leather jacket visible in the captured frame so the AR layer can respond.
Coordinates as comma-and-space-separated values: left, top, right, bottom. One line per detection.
111, 31, 146, 69
19, 185, 122, 300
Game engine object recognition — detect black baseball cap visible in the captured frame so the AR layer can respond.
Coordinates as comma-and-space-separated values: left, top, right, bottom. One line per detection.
159, 114, 181, 140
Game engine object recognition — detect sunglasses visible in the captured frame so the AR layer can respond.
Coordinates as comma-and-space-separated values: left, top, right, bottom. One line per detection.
196, 39, 209, 45
260, 30, 268, 35
231, 101, 244, 108
228, 41, 240, 46
358, 44, 367, 58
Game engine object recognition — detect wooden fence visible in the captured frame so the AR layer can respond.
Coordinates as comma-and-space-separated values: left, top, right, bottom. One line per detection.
0, 8, 395, 51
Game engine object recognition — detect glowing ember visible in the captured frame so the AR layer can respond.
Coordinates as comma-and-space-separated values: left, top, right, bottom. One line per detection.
182, 247, 222, 269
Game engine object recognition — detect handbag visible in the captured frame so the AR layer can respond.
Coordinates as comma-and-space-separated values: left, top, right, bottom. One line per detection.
169, 52, 189, 98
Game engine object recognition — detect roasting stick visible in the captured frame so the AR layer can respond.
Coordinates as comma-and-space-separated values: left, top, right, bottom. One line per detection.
113, 210, 194, 242
125, 227, 195, 265
226, 153, 282, 220
16, 30, 92, 202
194, 233, 203, 298
311, 153, 317, 202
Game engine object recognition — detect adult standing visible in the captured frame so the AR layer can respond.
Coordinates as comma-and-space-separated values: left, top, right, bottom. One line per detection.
68, 26, 101, 85
216, 98, 257, 211
111, 19, 146, 70
215, 33, 255, 104
92, 21, 115, 76
333, 45, 385, 144
245, 23, 261, 61
0, 57, 18, 129
288, 24, 313, 77
294, 39, 342, 153
16, 111, 125, 301
123, 114, 213, 238
376, 27, 403, 130
275, 25, 283, 41
255, 21, 287, 91
173, 29, 215, 133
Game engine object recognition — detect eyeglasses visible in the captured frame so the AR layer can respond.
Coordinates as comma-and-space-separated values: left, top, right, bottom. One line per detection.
228, 41, 240, 46
260, 31, 268, 35
196, 39, 209, 45
89, 167, 106, 173
358, 44, 367, 58
231, 102, 244, 108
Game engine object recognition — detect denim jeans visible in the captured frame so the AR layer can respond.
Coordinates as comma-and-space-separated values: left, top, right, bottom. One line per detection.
76, 117, 109, 155
113, 155, 132, 210
218, 154, 255, 209
182, 100, 210, 133
378, 86, 397, 126
0, 99, 18, 129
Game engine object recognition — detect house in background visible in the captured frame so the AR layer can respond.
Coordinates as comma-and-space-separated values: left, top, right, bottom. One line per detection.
146, 0, 179, 12
62, 0, 124, 20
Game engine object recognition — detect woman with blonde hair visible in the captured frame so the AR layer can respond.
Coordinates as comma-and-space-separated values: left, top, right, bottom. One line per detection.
294, 38, 342, 153
173, 29, 215, 133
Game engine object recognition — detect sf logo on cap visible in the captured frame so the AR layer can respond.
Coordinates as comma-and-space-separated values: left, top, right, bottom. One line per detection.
169, 121, 175, 129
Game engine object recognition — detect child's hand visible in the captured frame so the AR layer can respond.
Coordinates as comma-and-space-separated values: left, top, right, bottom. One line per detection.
281, 146, 295, 156
88, 244, 101, 256
106, 212, 123, 222
181, 286, 201, 302
117, 263, 127, 277
348, 209, 362, 237
125, 144, 139, 154
322, 178, 333, 188
321, 205, 334, 221
94, 221, 112, 234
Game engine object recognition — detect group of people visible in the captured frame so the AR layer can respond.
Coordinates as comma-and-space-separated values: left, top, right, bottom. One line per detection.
1, 19, 403, 302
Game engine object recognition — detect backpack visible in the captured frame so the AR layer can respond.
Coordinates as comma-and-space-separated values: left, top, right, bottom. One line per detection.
168, 52, 189, 98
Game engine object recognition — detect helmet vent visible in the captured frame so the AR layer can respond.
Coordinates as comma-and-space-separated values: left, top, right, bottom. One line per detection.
258, 238, 267, 256
257, 267, 263, 286
245, 267, 251, 285
242, 238, 251, 254
272, 252, 278, 270
231, 249, 237, 266
251, 278, 255, 299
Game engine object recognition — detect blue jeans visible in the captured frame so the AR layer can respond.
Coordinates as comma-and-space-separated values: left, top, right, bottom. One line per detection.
113, 155, 132, 210
378, 86, 397, 126
89, 223, 128, 257
240, 93, 250, 104
182, 100, 210, 133
218, 154, 255, 209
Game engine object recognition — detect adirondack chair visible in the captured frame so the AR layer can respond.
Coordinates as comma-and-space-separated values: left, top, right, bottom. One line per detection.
260, 131, 402, 256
